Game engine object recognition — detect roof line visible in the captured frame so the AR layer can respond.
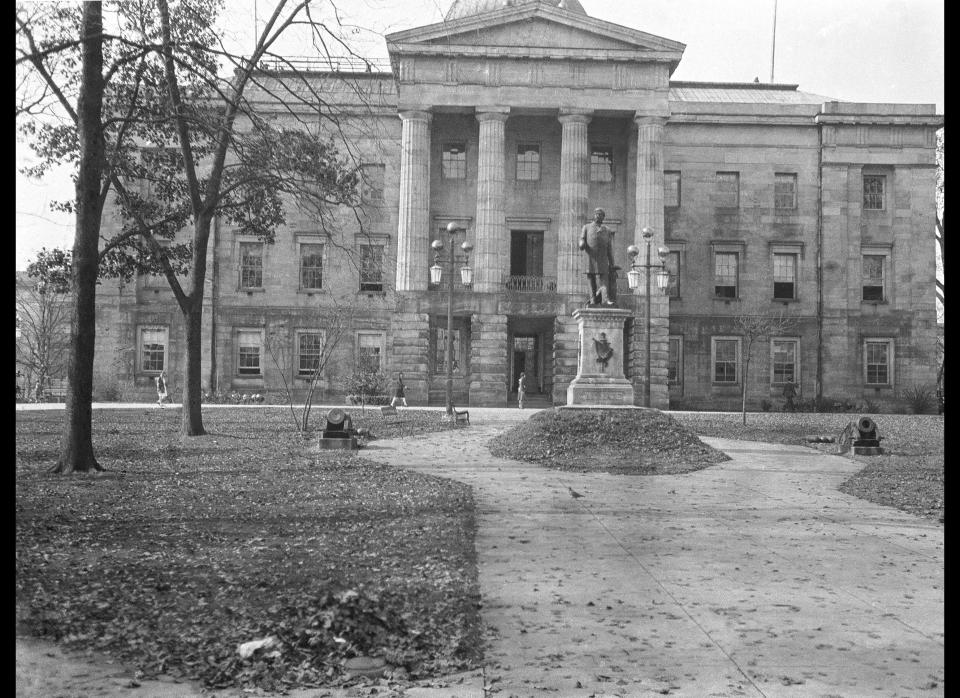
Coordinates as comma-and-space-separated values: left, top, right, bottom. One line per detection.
670, 80, 800, 91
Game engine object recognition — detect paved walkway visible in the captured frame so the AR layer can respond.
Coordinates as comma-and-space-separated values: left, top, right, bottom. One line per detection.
361, 416, 944, 697
17, 408, 943, 697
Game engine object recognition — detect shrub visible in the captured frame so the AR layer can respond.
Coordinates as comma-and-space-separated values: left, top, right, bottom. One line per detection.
760, 399, 772, 412
900, 383, 935, 414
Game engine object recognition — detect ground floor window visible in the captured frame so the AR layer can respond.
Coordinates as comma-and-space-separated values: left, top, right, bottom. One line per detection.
712, 336, 740, 384
357, 331, 385, 372
139, 326, 168, 374
770, 338, 799, 384
864, 338, 894, 386
297, 331, 325, 376
667, 335, 682, 385
236, 329, 262, 376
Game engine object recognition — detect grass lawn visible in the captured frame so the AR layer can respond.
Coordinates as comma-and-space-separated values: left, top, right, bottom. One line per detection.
16, 408, 478, 692
671, 411, 944, 523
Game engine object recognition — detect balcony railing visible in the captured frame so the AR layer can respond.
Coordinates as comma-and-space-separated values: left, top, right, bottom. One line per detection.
503, 275, 557, 293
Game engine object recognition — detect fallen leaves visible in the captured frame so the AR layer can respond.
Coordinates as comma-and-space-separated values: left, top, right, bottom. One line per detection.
15, 408, 483, 691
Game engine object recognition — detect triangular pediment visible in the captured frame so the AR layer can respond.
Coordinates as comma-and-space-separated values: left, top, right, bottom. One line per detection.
387, 2, 685, 57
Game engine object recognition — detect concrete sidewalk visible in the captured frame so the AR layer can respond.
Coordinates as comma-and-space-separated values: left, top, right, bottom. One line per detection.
362, 423, 943, 697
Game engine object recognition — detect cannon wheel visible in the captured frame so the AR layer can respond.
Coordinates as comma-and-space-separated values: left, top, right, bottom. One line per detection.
837, 422, 855, 454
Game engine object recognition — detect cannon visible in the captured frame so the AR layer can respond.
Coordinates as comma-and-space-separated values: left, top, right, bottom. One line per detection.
837, 416, 884, 455
318, 408, 359, 450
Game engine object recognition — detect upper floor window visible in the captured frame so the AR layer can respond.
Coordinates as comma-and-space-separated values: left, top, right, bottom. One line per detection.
715, 171, 739, 208
863, 175, 886, 210
664, 171, 681, 208
773, 253, 797, 300
359, 243, 384, 292
139, 326, 168, 373
714, 251, 739, 298
442, 143, 466, 179
239, 242, 263, 289
862, 254, 886, 302
516, 143, 540, 181
774, 173, 797, 210
360, 163, 385, 202
590, 146, 613, 182
299, 243, 324, 290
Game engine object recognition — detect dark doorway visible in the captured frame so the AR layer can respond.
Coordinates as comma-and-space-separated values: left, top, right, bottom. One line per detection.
512, 335, 538, 394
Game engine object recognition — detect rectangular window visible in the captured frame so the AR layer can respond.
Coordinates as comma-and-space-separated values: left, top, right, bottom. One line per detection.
442, 143, 466, 179
360, 163, 385, 202
140, 327, 168, 373
864, 339, 893, 385
667, 336, 682, 385
862, 254, 885, 301
297, 331, 325, 376
434, 327, 462, 374
299, 243, 324, 290
863, 175, 885, 210
712, 337, 740, 384
771, 338, 799, 384
773, 253, 797, 300
774, 173, 797, 210
714, 252, 738, 298
357, 331, 384, 372
590, 146, 613, 182
516, 143, 540, 181
664, 250, 681, 298
716, 171, 739, 208
664, 171, 681, 208
239, 242, 263, 289
359, 243, 384, 292
236, 329, 262, 376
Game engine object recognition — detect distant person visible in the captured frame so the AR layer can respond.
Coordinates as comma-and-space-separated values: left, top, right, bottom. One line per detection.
391, 372, 408, 407
517, 372, 527, 409
156, 370, 168, 407
782, 380, 797, 412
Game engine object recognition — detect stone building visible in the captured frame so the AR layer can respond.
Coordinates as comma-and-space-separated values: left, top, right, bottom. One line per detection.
94, 0, 942, 410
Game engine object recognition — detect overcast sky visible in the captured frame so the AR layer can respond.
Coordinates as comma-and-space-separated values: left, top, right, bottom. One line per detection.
15, 0, 943, 269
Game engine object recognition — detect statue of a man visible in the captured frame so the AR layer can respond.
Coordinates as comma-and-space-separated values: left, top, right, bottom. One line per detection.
579, 208, 616, 306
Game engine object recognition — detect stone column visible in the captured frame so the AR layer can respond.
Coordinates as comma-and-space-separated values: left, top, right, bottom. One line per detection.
473, 107, 510, 294
556, 110, 592, 296
395, 109, 432, 292
633, 114, 670, 409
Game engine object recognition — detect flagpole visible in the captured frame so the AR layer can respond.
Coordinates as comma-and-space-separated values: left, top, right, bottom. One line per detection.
770, 0, 778, 82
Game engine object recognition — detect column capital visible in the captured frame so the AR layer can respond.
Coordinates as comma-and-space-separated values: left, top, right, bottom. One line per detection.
398, 109, 433, 123
475, 106, 511, 122
634, 112, 669, 127
558, 108, 593, 125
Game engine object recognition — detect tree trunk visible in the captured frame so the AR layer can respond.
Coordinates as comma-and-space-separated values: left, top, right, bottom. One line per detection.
741, 357, 749, 426
53, 2, 105, 474
180, 298, 206, 436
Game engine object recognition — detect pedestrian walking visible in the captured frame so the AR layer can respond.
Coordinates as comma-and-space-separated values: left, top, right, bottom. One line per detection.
782, 380, 797, 412
517, 371, 527, 409
156, 370, 168, 407
391, 372, 408, 407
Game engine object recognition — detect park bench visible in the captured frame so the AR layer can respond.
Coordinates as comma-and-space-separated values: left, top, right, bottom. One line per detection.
380, 404, 403, 434
451, 405, 470, 426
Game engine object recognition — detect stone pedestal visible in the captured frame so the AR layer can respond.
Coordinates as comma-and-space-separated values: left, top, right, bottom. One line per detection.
566, 307, 635, 406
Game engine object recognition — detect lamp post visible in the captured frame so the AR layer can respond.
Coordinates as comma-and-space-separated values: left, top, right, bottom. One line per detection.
430, 222, 473, 419
628, 227, 670, 407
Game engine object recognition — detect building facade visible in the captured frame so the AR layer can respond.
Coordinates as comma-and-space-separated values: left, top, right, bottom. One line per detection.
93, 0, 942, 410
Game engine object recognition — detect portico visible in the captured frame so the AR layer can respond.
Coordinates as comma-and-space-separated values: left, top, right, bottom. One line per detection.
386, 0, 684, 407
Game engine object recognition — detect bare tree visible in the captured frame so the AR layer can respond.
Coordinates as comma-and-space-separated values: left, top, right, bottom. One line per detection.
265, 300, 355, 436
16, 274, 72, 400
734, 304, 796, 425
935, 128, 943, 318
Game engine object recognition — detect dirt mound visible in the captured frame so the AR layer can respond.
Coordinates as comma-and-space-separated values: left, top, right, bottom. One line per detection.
489, 408, 729, 475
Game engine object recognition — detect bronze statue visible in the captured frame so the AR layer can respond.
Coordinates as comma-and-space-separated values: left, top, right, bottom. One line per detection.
579, 208, 617, 306
592, 332, 614, 371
